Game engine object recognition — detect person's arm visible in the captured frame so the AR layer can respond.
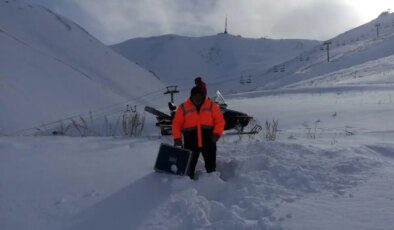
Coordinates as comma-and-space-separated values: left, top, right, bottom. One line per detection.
212, 103, 225, 141
172, 106, 184, 145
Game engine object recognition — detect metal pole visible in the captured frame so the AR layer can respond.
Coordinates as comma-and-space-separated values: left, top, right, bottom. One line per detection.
323, 41, 331, 63
375, 23, 381, 37
327, 46, 330, 62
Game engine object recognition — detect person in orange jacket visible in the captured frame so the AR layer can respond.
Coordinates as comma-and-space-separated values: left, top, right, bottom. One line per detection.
172, 86, 225, 179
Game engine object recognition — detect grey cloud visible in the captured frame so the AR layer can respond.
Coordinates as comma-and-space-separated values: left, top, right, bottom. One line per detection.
270, 0, 360, 40
30, 0, 365, 44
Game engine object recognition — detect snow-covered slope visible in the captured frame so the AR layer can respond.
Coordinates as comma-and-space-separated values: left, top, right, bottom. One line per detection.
112, 12, 394, 94
3, 87, 394, 230
111, 33, 319, 94
289, 54, 394, 87
0, 0, 164, 134
257, 11, 394, 89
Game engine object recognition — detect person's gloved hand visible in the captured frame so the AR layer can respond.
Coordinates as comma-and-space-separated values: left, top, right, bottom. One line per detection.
212, 134, 220, 143
174, 138, 182, 147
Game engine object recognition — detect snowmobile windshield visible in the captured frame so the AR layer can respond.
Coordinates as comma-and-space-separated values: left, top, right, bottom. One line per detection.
213, 91, 228, 109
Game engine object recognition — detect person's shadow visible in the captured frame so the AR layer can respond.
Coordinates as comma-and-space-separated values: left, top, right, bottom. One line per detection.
66, 173, 174, 230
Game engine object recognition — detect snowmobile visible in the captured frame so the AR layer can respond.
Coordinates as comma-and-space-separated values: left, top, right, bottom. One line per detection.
144, 91, 262, 136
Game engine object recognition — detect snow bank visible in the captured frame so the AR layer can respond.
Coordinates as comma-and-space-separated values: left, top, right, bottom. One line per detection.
0, 136, 384, 230
2, 88, 394, 229
73, 133, 394, 230
137, 141, 381, 230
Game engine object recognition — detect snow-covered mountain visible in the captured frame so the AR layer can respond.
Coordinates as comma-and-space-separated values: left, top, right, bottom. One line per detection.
0, 0, 164, 134
257, 11, 394, 89
111, 33, 319, 94
112, 11, 394, 93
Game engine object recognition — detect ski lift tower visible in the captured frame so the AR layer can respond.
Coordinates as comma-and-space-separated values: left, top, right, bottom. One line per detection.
164, 86, 179, 103
246, 75, 252, 83
240, 75, 245, 84
375, 23, 381, 37
323, 40, 332, 62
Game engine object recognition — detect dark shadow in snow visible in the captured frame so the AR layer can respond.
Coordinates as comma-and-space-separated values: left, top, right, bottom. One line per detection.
216, 159, 238, 181
66, 173, 173, 230
367, 145, 394, 158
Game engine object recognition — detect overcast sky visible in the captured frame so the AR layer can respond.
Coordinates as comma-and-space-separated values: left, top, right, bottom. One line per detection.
31, 0, 394, 45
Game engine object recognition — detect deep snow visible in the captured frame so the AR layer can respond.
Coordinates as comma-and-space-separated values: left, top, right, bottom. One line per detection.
2, 2, 394, 230
2, 88, 394, 230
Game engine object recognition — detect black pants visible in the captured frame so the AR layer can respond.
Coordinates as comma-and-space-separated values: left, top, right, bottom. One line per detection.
187, 145, 216, 179
183, 129, 216, 179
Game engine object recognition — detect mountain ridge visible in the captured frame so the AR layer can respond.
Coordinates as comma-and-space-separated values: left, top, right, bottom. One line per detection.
111, 32, 319, 94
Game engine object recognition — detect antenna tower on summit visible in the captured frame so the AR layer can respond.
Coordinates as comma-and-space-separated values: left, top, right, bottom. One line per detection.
224, 16, 228, 34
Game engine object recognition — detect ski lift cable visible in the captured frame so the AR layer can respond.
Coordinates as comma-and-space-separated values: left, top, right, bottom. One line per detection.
11, 83, 194, 136
10, 70, 258, 136
9, 87, 167, 136
30, 107, 126, 136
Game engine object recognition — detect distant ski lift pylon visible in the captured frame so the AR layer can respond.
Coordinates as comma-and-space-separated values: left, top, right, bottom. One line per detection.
280, 65, 285, 72
246, 75, 252, 83
240, 75, 245, 84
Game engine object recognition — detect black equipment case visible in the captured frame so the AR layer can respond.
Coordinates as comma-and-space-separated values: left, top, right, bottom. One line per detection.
154, 143, 192, 176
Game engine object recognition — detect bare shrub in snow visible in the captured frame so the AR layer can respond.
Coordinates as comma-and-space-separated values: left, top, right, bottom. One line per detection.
122, 106, 145, 137
51, 120, 65, 135
71, 118, 86, 137
264, 120, 279, 141
304, 120, 320, 139
331, 133, 338, 145
36, 106, 145, 137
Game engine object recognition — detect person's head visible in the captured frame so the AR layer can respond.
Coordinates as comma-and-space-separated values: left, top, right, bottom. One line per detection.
194, 77, 202, 85
190, 86, 204, 106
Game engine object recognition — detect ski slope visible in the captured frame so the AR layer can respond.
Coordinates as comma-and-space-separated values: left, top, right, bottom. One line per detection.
256, 11, 394, 89
0, 0, 164, 135
287, 54, 394, 87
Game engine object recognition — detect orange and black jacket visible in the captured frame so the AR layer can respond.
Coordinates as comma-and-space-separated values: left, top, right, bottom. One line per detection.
172, 98, 225, 148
